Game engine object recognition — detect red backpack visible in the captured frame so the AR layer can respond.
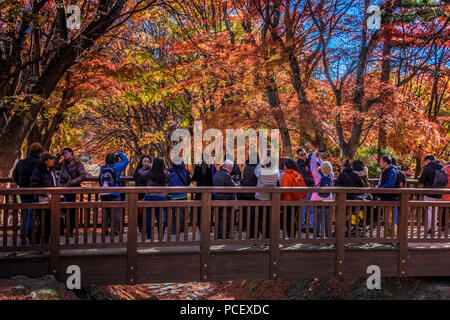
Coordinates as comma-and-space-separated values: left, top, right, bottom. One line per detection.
284, 171, 307, 200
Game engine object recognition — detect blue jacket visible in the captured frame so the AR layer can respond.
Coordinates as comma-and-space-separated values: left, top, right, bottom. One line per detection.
377, 164, 397, 201
100, 152, 129, 197
168, 163, 191, 199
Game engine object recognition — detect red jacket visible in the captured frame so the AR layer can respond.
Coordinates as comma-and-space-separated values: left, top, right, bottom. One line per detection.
281, 169, 307, 201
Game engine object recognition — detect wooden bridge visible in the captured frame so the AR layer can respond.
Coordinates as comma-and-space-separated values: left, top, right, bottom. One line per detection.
1, 183, 449, 286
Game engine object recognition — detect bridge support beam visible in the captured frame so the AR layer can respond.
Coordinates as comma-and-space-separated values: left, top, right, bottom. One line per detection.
335, 192, 346, 279
50, 194, 61, 281
200, 192, 212, 281
399, 193, 409, 277
127, 193, 138, 284
270, 192, 280, 280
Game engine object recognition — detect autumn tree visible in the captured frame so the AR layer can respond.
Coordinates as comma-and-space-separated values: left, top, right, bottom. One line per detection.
0, 0, 157, 176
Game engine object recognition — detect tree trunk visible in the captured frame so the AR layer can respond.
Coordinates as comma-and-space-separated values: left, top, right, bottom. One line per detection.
377, 4, 393, 161
340, 120, 364, 159
265, 77, 293, 157
27, 121, 43, 148
0, 97, 43, 176
415, 157, 421, 179
279, 128, 292, 157
261, 4, 293, 157
288, 53, 309, 105
377, 126, 387, 161
41, 101, 74, 151
342, 144, 358, 160
0, 0, 129, 177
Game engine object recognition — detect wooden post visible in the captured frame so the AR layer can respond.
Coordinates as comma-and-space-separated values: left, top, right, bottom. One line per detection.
200, 192, 212, 282
399, 192, 409, 277
335, 192, 346, 279
49, 193, 61, 280
12, 194, 18, 247
127, 192, 138, 284
270, 191, 281, 280
3, 194, 9, 247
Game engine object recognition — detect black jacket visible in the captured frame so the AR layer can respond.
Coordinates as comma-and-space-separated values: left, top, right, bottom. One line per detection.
295, 159, 314, 187
240, 162, 258, 200
335, 168, 364, 200
133, 167, 148, 186
192, 164, 215, 186
13, 153, 40, 201
213, 167, 236, 200
30, 165, 57, 188
133, 166, 148, 200
30, 165, 57, 200
418, 161, 444, 199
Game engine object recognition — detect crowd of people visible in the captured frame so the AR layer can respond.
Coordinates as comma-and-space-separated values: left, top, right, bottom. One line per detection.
11, 142, 450, 244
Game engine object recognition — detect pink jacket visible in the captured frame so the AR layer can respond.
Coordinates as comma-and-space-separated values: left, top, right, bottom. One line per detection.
310, 152, 334, 201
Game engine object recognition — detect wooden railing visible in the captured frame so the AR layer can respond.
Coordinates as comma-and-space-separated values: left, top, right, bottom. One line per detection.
0, 176, 134, 184
0, 176, 421, 187
1, 186, 449, 282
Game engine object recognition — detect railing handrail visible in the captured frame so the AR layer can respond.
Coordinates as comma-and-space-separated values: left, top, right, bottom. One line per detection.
0, 176, 421, 184
0, 176, 134, 183
0, 186, 449, 195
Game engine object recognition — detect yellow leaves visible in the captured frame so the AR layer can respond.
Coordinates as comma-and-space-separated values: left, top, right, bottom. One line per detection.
1, 95, 45, 114
139, 131, 165, 147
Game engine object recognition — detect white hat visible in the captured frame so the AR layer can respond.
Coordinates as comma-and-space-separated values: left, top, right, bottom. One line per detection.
223, 160, 234, 166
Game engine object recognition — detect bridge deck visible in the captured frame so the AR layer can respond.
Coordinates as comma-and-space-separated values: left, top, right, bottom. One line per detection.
2, 241, 449, 286
1, 226, 449, 250
2, 240, 449, 259
1, 186, 449, 285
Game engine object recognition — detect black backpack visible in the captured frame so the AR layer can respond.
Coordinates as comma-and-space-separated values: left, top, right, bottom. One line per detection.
99, 166, 117, 188
394, 169, 406, 188
317, 173, 333, 197
432, 168, 448, 189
